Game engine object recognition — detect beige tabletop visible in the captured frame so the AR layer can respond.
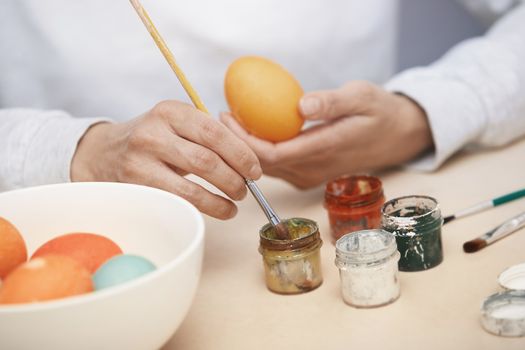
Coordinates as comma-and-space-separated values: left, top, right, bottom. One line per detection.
163, 138, 525, 350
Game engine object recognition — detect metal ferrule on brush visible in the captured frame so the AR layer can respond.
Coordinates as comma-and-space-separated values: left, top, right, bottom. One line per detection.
245, 179, 282, 225
484, 213, 525, 244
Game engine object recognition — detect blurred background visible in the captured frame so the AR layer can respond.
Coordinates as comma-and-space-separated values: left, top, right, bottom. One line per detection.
397, 0, 485, 71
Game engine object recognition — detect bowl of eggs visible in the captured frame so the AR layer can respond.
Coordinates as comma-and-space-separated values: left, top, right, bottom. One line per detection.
0, 182, 204, 350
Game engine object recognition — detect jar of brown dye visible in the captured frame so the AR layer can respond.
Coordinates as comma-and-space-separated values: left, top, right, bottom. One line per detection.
259, 218, 323, 294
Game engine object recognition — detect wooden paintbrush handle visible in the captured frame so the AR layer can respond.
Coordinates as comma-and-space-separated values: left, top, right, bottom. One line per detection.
129, 0, 208, 113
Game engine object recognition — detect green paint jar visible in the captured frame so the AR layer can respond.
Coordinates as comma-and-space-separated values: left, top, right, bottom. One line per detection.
380, 195, 443, 272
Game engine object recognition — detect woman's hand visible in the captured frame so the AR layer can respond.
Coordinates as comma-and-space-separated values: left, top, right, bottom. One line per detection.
71, 100, 262, 220
221, 81, 433, 189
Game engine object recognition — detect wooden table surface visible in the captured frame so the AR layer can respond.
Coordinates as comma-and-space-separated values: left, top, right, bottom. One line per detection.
163, 138, 525, 350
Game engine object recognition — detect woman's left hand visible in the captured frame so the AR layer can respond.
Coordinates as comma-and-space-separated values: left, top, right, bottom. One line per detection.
221, 81, 433, 189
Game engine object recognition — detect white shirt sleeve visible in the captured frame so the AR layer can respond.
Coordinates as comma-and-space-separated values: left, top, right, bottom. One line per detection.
458, 0, 524, 25
0, 108, 110, 191
385, 3, 525, 171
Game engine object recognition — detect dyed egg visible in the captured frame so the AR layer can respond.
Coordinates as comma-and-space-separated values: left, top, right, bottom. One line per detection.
0, 255, 93, 304
32, 232, 122, 273
93, 254, 156, 290
225, 56, 304, 142
0, 217, 28, 279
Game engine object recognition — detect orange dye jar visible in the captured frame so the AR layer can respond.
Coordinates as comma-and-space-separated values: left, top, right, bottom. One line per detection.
324, 175, 385, 243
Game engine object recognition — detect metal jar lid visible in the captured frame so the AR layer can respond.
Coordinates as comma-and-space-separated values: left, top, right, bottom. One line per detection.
499, 262, 525, 291
481, 290, 525, 337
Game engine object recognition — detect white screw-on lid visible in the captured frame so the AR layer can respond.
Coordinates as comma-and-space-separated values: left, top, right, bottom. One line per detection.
499, 262, 525, 291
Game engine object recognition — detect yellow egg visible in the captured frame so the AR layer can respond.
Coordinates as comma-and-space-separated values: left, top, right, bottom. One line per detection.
225, 56, 304, 142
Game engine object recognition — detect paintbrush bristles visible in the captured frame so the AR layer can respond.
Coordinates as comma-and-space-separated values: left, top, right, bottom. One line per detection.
128, 0, 208, 113
463, 238, 487, 253
274, 222, 290, 240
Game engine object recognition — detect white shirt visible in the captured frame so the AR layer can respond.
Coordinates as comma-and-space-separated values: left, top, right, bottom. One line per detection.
0, 0, 524, 190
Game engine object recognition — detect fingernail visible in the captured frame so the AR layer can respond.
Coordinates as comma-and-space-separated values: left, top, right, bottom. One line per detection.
249, 164, 262, 180
300, 96, 321, 116
227, 205, 238, 219
238, 187, 248, 201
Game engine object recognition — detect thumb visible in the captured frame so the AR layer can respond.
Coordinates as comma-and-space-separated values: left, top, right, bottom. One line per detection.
299, 81, 376, 120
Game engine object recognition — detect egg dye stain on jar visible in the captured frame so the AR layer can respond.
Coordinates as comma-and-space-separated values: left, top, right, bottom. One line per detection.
324, 175, 385, 243
381, 195, 444, 272
259, 218, 323, 294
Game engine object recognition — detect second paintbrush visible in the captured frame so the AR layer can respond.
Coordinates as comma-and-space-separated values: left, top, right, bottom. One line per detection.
463, 211, 525, 253
444, 188, 525, 225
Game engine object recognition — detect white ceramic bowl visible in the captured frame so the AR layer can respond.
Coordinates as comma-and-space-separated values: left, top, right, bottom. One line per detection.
0, 183, 204, 350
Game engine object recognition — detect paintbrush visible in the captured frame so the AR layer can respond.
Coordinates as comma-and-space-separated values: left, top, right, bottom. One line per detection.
463, 211, 525, 253
444, 188, 525, 225
128, 0, 290, 239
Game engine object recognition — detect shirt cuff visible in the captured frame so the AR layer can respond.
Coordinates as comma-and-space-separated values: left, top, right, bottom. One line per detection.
384, 68, 487, 171
23, 111, 112, 186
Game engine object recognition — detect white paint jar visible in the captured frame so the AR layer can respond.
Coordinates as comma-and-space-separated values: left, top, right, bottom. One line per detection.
335, 229, 400, 307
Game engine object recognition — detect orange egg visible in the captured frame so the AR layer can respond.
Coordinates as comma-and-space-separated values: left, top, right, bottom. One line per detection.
0, 217, 28, 279
225, 56, 304, 142
32, 233, 122, 273
0, 255, 93, 304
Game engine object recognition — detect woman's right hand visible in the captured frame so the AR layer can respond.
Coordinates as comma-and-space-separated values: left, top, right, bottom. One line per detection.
71, 100, 262, 220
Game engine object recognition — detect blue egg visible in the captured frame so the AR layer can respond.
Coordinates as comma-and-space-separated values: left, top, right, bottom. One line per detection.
93, 254, 156, 290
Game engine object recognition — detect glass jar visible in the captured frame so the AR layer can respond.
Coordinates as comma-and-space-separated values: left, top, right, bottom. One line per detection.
259, 218, 323, 294
324, 175, 385, 243
381, 195, 444, 272
335, 229, 400, 307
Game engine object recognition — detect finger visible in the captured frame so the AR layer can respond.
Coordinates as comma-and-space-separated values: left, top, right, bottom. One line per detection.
263, 166, 321, 190
158, 101, 262, 180
218, 115, 302, 184
299, 80, 378, 121
220, 112, 303, 167
269, 120, 348, 164
127, 160, 238, 220
155, 131, 248, 201
220, 112, 278, 155
222, 111, 346, 166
